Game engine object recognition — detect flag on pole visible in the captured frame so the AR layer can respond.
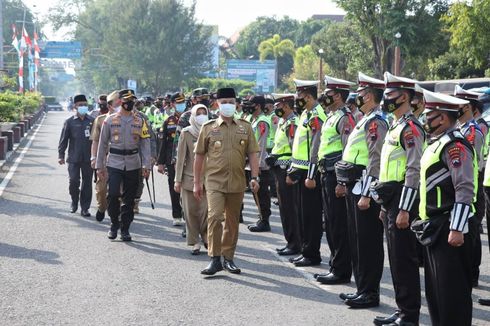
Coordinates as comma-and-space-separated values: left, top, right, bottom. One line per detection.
23, 27, 32, 48
34, 31, 40, 91
11, 25, 20, 55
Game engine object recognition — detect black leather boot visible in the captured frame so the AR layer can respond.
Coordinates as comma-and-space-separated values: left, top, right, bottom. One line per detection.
201, 257, 223, 275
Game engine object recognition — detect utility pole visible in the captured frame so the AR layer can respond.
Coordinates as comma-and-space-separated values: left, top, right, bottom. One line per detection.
0, 0, 4, 70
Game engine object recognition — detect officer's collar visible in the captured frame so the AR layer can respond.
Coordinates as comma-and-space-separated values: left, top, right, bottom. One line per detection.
217, 116, 238, 126
429, 126, 458, 143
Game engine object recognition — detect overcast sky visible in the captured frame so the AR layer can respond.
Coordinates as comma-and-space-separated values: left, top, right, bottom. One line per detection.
24, 0, 344, 40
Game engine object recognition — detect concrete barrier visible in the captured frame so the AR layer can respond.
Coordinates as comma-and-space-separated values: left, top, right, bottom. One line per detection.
0, 136, 7, 160
13, 126, 21, 143
1, 131, 13, 151
17, 122, 25, 137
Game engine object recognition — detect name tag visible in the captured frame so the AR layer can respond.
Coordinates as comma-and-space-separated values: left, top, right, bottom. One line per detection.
85, 129, 90, 138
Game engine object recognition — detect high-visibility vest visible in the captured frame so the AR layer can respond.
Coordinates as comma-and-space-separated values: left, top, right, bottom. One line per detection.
271, 114, 297, 166
318, 107, 349, 158
419, 131, 477, 220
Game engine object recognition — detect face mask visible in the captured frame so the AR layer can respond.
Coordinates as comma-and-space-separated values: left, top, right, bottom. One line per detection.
423, 114, 442, 134
295, 97, 307, 109
195, 114, 208, 125
382, 94, 404, 113
275, 107, 284, 118
77, 106, 88, 116
114, 105, 121, 113
123, 101, 134, 111
199, 99, 209, 107
356, 95, 365, 108
99, 103, 108, 110
175, 103, 186, 113
219, 103, 236, 117
325, 94, 335, 106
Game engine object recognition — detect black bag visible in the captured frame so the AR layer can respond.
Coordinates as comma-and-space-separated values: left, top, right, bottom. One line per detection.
334, 160, 363, 185
410, 215, 448, 247
370, 181, 401, 205
265, 155, 278, 168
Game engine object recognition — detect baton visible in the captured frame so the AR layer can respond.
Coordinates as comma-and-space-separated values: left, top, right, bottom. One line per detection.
151, 167, 156, 203
145, 177, 155, 209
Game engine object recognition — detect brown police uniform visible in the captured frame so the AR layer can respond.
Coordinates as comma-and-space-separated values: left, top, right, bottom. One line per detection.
90, 113, 108, 213
195, 116, 259, 259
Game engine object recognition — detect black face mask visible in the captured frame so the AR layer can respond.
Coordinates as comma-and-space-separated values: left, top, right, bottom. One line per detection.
356, 95, 364, 108
99, 103, 108, 113
423, 114, 441, 134
382, 94, 404, 113
199, 99, 210, 108
274, 107, 284, 117
123, 101, 134, 111
242, 105, 255, 114
295, 97, 307, 109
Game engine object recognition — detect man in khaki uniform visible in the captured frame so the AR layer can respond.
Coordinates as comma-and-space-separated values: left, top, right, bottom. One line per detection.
194, 87, 260, 275
90, 90, 120, 221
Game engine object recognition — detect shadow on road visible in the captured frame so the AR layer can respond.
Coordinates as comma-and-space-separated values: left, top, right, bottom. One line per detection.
0, 242, 62, 265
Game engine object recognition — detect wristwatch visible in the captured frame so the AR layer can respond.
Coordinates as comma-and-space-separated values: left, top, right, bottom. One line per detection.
251, 176, 260, 183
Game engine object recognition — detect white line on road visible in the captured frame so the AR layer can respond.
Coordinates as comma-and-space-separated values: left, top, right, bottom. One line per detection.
0, 114, 46, 197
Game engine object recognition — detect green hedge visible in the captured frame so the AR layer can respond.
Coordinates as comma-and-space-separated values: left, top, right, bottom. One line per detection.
0, 91, 42, 122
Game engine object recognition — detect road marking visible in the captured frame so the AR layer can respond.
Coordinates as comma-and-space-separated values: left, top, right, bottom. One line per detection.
0, 114, 46, 197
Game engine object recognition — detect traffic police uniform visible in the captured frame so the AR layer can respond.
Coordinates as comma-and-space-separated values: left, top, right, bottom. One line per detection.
376, 73, 424, 324
269, 93, 300, 253
96, 89, 151, 241
419, 90, 476, 326
338, 73, 388, 307
315, 76, 356, 284
157, 93, 185, 222
288, 79, 327, 266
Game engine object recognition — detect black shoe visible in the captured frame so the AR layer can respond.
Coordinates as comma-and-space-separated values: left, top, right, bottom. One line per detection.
314, 272, 328, 279
239, 215, 244, 223
479, 298, 490, 306
70, 202, 78, 213
316, 272, 350, 285
273, 200, 279, 206
276, 246, 287, 252
344, 293, 379, 309
223, 258, 241, 274
473, 279, 479, 288
248, 220, 271, 232
80, 209, 91, 217
293, 257, 321, 267
386, 318, 416, 326
373, 311, 400, 325
107, 224, 118, 240
289, 255, 303, 263
278, 248, 300, 256
120, 230, 132, 241
95, 210, 105, 222
339, 292, 359, 301
479, 224, 484, 234
201, 257, 223, 275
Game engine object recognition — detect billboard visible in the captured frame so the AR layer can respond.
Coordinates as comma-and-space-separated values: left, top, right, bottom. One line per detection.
226, 60, 277, 93
39, 41, 82, 59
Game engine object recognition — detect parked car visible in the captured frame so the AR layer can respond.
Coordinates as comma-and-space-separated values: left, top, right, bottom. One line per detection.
42, 96, 63, 111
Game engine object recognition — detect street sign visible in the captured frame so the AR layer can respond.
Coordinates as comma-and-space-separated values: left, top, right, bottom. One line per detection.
39, 41, 82, 59
127, 79, 137, 93
226, 60, 277, 93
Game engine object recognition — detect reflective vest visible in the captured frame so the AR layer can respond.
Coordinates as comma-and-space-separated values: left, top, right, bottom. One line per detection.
153, 111, 166, 130
271, 114, 297, 165
267, 113, 279, 150
318, 108, 349, 158
379, 117, 424, 182
343, 109, 387, 167
477, 117, 490, 161
291, 104, 327, 169
419, 131, 477, 220
145, 106, 155, 124
252, 114, 271, 147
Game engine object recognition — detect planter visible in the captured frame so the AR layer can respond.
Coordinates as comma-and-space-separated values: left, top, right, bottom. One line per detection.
13, 126, 21, 143
16, 122, 25, 137
1, 131, 13, 151
0, 136, 7, 160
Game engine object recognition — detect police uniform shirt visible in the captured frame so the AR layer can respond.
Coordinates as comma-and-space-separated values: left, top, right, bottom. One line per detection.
459, 120, 485, 171
194, 116, 259, 193
252, 115, 270, 170
58, 115, 94, 163
90, 113, 108, 142
308, 103, 326, 167
95, 112, 151, 171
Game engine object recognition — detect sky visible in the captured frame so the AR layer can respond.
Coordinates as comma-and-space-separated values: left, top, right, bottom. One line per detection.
23, 0, 345, 40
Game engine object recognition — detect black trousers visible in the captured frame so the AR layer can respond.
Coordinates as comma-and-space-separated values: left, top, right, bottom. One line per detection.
272, 166, 301, 250
484, 187, 490, 247
135, 168, 144, 200
345, 185, 384, 295
321, 171, 351, 278
424, 219, 473, 326
471, 171, 485, 283
68, 162, 93, 210
166, 164, 182, 219
256, 169, 272, 221
296, 170, 323, 261
383, 193, 421, 323
107, 167, 139, 231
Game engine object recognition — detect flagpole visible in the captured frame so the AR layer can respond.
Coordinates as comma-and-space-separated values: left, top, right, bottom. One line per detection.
0, 0, 4, 70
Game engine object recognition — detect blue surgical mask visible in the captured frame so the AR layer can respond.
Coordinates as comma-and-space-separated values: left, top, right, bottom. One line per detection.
77, 106, 88, 116
219, 103, 236, 117
176, 103, 186, 113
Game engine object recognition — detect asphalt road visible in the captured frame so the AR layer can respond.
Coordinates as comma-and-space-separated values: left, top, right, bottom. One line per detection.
0, 111, 489, 325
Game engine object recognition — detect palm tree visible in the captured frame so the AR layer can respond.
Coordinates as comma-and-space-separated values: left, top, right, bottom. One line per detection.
258, 34, 296, 90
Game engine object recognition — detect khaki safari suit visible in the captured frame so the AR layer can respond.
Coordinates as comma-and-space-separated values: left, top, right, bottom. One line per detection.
175, 128, 208, 246
90, 113, 109, 213
195, 116, 259, 259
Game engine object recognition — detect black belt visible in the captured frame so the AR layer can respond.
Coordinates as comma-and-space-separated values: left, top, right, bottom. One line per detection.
109, 148, 139, 155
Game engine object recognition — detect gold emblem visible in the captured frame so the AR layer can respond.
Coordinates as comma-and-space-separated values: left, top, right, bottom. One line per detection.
215, 141, 222, 148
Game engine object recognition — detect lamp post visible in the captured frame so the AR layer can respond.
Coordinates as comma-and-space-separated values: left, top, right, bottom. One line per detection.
394, 32, 401, 75
318, 48, 324, 88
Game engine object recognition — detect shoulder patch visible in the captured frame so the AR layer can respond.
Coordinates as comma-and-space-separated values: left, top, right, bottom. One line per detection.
368, 121, 378, 141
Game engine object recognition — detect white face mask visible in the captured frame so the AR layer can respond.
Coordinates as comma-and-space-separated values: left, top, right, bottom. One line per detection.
219, 103, 236, 117
195, 114, 208, 126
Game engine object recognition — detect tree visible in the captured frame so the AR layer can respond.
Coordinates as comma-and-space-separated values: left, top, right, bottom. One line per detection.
258, 34, 295, 89
282, 45, 329, 91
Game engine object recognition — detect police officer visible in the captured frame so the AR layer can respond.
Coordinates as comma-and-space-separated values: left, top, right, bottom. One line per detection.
336, 73, 387, 308
157, 92, 185, 226
418, 89, 476, 326
454, 85, 485, 288
411, 84, 426, 120
194, 87, 260, 275
90, 90, 120, 221
373, 73, 424, 326
314, 76, 356, 285
58, 94, 94, 217
247, 95, 272, 232
96, 89, 151, 241
268, 94, 300, 255
287, 79, 327, 267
